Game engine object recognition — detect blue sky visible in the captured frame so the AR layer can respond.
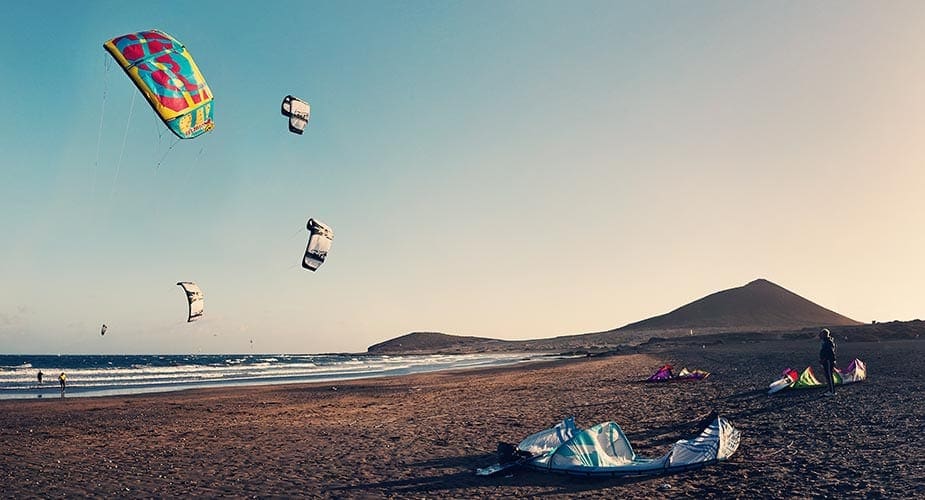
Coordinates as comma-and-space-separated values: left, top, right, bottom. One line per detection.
1, 1, 923, 354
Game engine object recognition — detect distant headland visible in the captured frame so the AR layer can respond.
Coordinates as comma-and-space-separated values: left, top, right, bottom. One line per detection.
368, 279, 921, 354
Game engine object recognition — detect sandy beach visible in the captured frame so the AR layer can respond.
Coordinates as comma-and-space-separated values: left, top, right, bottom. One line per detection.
1, 337, 923, 498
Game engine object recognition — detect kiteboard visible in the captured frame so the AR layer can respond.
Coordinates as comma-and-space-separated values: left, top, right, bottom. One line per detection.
475, 462, 514, 476
475, 457, 531, 476
475, 444, 535, 476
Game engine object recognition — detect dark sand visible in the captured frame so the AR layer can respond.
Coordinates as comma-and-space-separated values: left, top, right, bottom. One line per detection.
1, 337, 923, 498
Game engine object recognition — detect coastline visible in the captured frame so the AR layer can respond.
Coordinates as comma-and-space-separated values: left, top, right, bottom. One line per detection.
0, 352, 567, 401
1, 338, 922, 497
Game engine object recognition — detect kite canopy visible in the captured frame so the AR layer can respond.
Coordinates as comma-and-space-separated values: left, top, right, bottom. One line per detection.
100, 324, 108, 336
516, 416, 740, 477
677, 368, 711, 380
767, 359, 866, 394
839, 358, 867, 384
793, 366, 829, 388
281, 95, 311, 134
176, 282, 204, 322
104, 29, 214, 139
646, 364, 710, 382
302, 219, 334, 271
768, 368, 799, 394
517, 417, 577, 457
647, 364, 674, 381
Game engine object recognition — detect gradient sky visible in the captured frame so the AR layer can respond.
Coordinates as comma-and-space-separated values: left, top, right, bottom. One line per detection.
1, 1, 923, 354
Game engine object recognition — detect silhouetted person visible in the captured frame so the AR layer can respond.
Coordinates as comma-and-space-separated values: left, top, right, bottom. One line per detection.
819, 328, 837, 395
37, 370, 43, 385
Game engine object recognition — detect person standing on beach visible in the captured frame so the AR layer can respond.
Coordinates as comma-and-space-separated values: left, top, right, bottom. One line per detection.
37, 370, 43, 385
58, 372, 67, 394
819, 328, 837, 395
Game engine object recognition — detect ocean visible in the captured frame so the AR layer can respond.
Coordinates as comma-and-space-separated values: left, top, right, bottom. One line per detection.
0, 352, 562, 400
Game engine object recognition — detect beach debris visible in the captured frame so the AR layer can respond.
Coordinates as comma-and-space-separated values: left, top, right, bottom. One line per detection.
659, 483, 672, 491
281, 95, 311, 134
645, 364, 710, 382
767, 359, 866, 395
302, 219, 334, 271
176, 282, 204, 322
103, 30, 214, 139
477, 415, 740, 478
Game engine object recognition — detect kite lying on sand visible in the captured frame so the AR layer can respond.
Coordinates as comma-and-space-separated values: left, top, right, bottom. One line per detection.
476, 415, 740, 477
646, 364, 711, 382
768, 358, 866, 394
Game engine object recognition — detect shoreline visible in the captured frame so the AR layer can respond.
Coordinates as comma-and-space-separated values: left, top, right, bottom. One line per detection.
0, 352, 570, 401
1, 339, 922, 497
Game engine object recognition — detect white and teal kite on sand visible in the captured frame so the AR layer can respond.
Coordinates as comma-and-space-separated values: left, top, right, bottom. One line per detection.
767, 358, 866, 395
477, 415, 740, 477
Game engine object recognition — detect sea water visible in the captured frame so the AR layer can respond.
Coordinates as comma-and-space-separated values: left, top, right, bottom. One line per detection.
0, 352, 561, 400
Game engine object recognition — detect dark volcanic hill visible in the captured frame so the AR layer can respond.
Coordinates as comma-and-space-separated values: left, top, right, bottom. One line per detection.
367, 332, 511, 354
619, 278, 862, 332
367, 279, 868, 353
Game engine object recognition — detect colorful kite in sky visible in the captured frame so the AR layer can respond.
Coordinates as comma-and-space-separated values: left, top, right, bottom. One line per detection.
104, 29, 214, 139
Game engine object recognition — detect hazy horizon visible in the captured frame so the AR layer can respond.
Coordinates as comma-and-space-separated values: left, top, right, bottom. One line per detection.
2, 1, 923, 354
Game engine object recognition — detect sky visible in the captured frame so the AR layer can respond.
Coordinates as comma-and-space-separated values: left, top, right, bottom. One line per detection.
1, 1, 923, 354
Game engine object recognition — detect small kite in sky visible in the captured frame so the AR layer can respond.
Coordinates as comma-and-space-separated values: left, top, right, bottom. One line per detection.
281, 95, 311, 134
177, 282, 204, 322
303, 219, 333, 271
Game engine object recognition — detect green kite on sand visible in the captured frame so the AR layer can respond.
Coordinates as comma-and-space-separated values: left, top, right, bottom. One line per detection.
767, 358, 866, 395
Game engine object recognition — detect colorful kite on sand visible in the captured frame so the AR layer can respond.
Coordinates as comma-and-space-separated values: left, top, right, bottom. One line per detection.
767, 358, 866, 394
646, 364, 711, 382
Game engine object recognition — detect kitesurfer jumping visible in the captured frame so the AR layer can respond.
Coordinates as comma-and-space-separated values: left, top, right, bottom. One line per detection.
819, 329, 837, 395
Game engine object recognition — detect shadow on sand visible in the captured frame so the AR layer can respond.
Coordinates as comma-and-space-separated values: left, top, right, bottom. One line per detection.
322, 458, 663, 497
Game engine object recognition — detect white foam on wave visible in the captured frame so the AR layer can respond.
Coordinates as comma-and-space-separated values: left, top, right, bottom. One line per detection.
0, 352, 561, 399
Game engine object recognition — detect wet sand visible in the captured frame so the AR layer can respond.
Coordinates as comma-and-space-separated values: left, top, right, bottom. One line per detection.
1, 337, 923, 498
